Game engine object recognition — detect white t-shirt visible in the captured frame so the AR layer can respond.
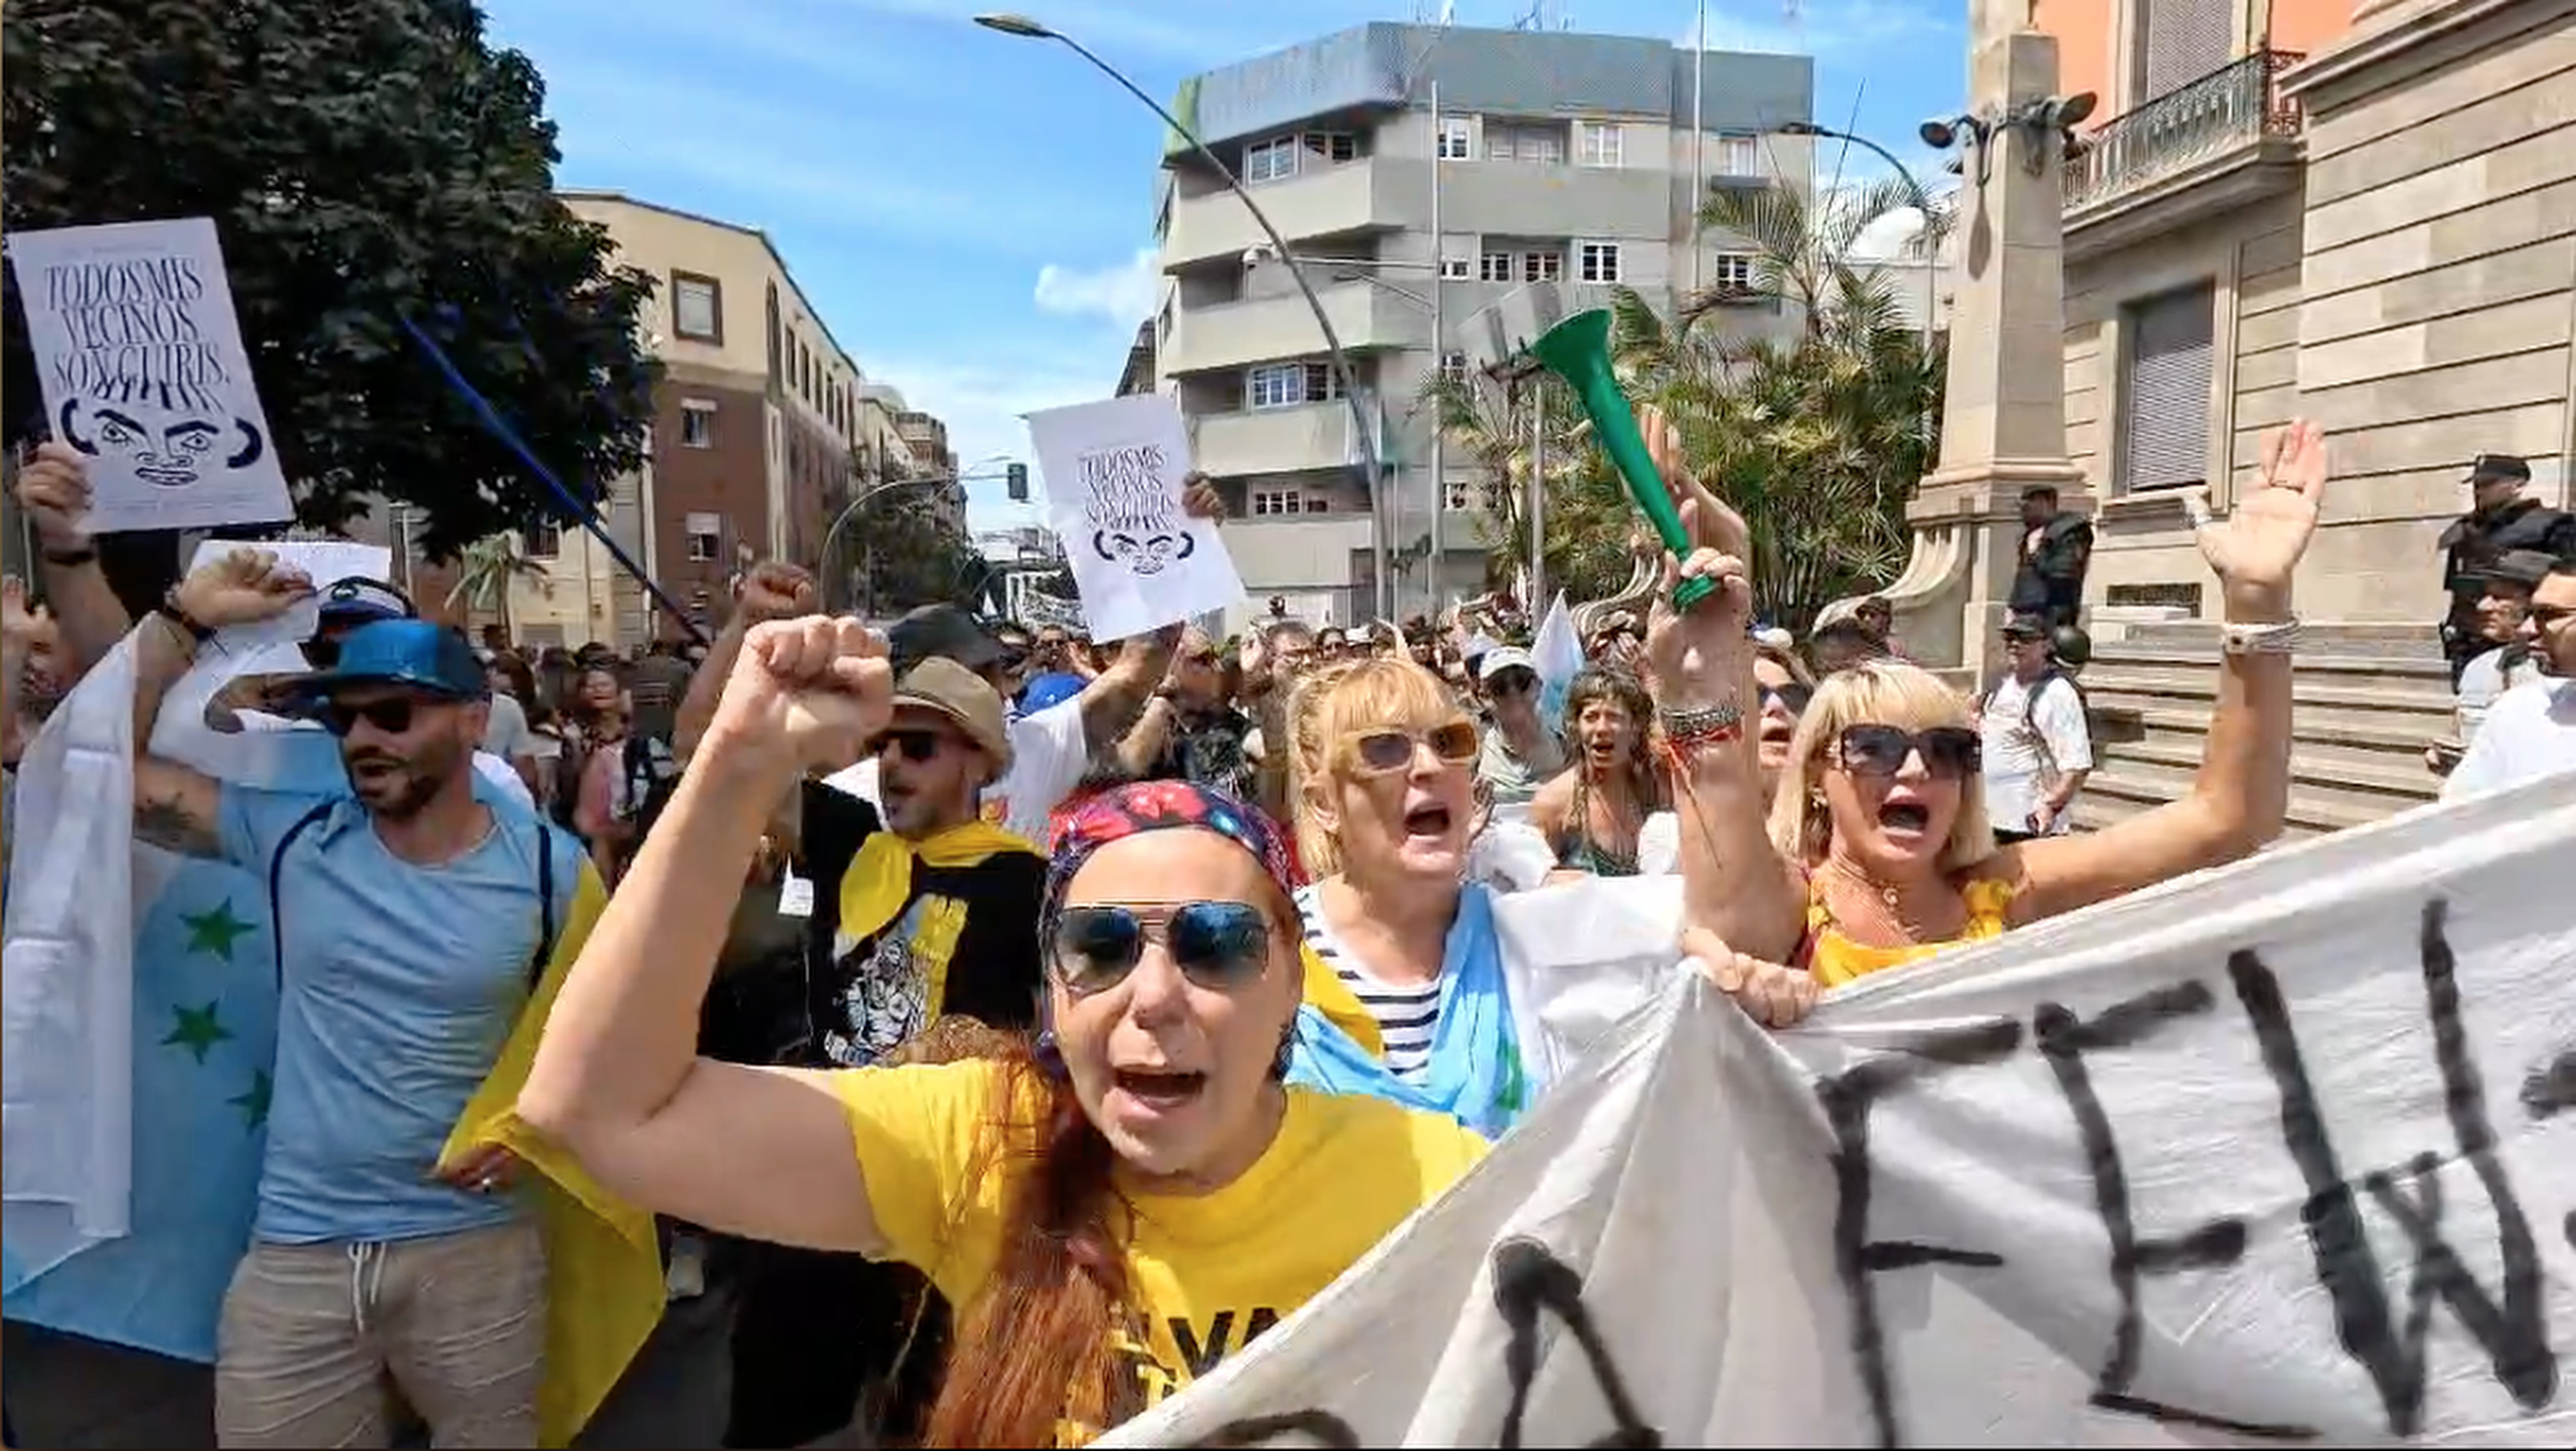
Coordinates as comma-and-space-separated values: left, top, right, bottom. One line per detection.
481, 691, 536, 760
2455, 647, 2543, 745
236, 709, 536, 812
2442, 676, 2576, 803
1979, 672, 2093, 834
821, 696, 1089, 845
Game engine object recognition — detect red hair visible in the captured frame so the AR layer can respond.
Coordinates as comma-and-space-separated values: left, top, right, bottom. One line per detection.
920, 1046, 1138, 1447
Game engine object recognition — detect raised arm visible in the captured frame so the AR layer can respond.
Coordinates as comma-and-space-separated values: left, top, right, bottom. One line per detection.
1999, 421, 2327, 922
519, 615, 898, 1253
129, 550, 314, 858
1638, 411, 1807, 963
671, 561, 816, 766
18, 443, 133, 684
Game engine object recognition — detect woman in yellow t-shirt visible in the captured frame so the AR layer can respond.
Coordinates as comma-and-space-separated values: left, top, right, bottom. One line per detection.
521, 616, 1487, 1448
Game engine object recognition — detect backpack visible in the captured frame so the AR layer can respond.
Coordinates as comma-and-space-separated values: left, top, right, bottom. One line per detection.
622, 734, 684, 839
268, 800, 562, 992
1980, 669, 2086, 791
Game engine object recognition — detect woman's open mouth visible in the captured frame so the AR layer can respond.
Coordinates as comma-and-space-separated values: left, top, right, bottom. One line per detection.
1878, 801, 1933, 838
1402, 801, 1454, 838
1112, 1067, 1207, 1113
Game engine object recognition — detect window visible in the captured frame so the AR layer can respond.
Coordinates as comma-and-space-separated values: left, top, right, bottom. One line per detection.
2139, 0, 2231, 99
2120, 283, 2217, 492
1440, 234, 1474, 281
1243, 131, 1355, 183
523, 520, 562, 558
1440, 349, 1469, 383
1251, 489, 1301, 516
680, 398, 717, 448
685, 511, 722, 562
1303, 132, 1356, 164
1244, 361, 1341, 410
1445, 479, 1482, 511
671, 271, 722, 343
1437, 117, 1472, 160
1575, 121, 1624, 168
1713, 134, 1760, 176
1712, 253, 1757, 294
1487, 124, 1565, 164
1577, 242, 1622, 283
1480, 251, 1516, 283
1522, 250, 1564, 283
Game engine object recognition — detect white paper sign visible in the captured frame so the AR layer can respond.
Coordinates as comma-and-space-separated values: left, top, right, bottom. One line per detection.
1104, 777, 2576, 1448
7, 218, 291, 535
182, 539, 393, 652
1024, 395, 1242, 641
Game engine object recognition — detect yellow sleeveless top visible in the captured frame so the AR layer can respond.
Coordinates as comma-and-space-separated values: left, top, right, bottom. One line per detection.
1801, 876, 2016, 988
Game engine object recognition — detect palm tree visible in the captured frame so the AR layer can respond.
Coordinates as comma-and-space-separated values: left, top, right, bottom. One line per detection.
1606, 175, 1951, 632
1416, 365, 1646, 608
447, 530, 550, 642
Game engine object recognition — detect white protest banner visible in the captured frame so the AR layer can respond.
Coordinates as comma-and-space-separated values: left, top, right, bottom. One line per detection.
1103, 776, 2576, 1448
1025, 394, 1243, 641
6, 218, 292, 535
183, 538, 393, 651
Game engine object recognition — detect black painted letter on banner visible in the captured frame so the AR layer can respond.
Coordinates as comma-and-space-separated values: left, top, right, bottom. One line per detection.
2034, 980, 2318, 1441
2229, 898, 2555, 1437
1817, 1017, 2022, 1449
1491, 1238, 1660, 1450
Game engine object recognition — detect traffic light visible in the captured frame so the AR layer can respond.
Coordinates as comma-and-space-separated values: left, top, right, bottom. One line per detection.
1005, 462, 1029, 502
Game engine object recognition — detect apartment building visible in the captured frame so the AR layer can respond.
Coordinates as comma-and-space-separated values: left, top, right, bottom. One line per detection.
424, 191, 941, 646
2045, 0, 2571, 626
1152, 22, 1815, 629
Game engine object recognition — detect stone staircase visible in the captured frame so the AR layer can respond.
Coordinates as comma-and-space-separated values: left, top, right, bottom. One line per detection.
2069, 620, 2450, 841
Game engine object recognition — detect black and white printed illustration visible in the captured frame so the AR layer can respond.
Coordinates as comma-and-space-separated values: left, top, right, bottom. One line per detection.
1026, 393, 1244, 641
7, 217, 292, 535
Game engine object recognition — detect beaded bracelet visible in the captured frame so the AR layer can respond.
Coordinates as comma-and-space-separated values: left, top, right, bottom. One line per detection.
1657, 701, 1745, 756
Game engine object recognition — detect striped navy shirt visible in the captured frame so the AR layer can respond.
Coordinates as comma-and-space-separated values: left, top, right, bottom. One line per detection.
1295, 882, 1441, 1082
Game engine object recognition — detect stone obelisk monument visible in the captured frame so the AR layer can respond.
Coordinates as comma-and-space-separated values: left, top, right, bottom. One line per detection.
1880, 0, 2088, 680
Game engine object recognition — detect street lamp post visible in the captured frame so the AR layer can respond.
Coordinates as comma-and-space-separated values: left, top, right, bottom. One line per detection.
1776, 120, 1941, 360
821, 460, 1014, 617
977, 11, 1394, 622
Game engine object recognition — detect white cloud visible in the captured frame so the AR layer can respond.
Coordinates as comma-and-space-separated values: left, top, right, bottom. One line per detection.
1034, 249, 1160, 326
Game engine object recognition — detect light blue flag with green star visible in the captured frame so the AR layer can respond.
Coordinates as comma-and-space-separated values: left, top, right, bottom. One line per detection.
3, 631, 335, 1360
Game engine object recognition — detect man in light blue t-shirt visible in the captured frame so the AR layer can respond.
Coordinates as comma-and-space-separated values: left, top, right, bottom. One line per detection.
124, 549, 595, 1448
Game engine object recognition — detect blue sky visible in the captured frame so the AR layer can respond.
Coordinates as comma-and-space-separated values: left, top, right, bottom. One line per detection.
485, 0, 1966, 534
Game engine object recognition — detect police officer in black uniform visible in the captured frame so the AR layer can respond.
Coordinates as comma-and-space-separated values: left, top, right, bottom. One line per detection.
2010, 484, 2093, 632
2437, 454, 2575, 686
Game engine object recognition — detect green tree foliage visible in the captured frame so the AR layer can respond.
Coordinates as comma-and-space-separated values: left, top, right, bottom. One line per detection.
1417, 366, 1652, 608
1618, 176, 1947, 632
2, 0, 660, 571
1425, 175, 1946, 631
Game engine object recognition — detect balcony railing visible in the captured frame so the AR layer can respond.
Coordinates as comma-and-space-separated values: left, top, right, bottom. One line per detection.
2064, 49, 2306, 211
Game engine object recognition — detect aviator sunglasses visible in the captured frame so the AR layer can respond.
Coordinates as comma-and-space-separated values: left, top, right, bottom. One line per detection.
1836, 723, 1981, 780
1343, 719, 1481, 775
1050, 901, 1274, 994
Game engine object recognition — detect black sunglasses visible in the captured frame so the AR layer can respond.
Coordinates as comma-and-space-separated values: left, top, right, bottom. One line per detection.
867, 728, 947, 763
1761, 680, 1814, 714
1051, 901, 1273, 995
1837, 723, 1980, 780
317, 696, 436, 736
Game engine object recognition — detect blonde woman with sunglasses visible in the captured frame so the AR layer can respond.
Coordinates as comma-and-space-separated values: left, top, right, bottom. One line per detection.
1694, 422, 2333, 1028
1279, 409, 1792, 1134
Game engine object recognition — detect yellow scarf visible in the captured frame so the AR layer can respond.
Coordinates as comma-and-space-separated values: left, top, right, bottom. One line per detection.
1301, 942, 1385, 1057
837, 819, 1040, 943
436, 863, 663, 1448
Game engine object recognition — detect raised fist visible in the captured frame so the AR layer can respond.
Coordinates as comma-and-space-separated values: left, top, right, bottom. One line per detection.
174, 548, 313, 629
709, 614, 893, 772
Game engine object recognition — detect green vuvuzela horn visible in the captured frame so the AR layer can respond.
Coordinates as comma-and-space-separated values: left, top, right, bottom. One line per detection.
1514, 300, 1710, 609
